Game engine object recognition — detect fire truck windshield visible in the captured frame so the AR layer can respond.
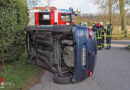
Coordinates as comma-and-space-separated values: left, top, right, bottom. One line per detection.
61, 14, 71, 22
43, 15, 50, 20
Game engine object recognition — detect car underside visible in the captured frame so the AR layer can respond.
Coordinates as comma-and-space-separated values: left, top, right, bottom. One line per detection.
25, 25, 97, 84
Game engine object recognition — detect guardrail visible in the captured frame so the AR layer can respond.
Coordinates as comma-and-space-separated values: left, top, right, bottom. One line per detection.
105, 31, 130, 39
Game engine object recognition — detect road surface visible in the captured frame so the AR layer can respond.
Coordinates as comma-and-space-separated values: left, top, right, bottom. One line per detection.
30, 40, 130, 90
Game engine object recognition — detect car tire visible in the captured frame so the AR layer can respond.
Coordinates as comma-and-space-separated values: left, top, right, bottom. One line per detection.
53, 73, 72, 84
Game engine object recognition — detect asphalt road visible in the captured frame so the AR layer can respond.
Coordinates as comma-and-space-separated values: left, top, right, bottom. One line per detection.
31, 40, 130, 90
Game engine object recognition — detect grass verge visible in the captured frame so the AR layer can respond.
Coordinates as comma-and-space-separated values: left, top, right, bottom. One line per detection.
0, 52, 43, 90
126, 45, 130, 50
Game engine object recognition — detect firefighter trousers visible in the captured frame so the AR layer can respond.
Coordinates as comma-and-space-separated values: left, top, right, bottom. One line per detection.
101, 32, 104, 48
97, 37, 102, 50
106, 36, 111, 49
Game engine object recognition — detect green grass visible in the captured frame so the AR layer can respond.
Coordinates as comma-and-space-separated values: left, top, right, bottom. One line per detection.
126, 45, 130, 50
112, 37, 130, 40
0, 52, 41, 90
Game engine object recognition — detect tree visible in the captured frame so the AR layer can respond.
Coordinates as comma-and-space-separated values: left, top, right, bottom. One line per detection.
119, 0, 127, 31
46, 0, 52, 6
0, 0, 28, 67
93, 0, 115, 24
27, 0, 52, 8
74, 10, 82, 25
109, 0, 113, 24
27, 0, 40, 8
125, 0, 130, 5
93, 0, 128, 31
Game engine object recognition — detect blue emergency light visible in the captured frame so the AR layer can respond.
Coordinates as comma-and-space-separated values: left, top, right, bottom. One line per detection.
59, 9, 72, 13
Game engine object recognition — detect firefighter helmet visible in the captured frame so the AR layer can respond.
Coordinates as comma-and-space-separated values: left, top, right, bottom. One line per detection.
97, 23, 101, 27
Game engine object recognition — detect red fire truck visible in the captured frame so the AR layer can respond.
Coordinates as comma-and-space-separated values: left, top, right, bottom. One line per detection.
25, 7, 97, 84
28, 7, 75, 26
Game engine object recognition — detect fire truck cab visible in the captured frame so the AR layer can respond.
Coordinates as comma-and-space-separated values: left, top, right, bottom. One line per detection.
28, 7, 75, 26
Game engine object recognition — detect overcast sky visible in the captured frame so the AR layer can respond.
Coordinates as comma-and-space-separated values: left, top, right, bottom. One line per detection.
27, 0, 130, 14
49, 0, 100, 14
27, 0, 100, 14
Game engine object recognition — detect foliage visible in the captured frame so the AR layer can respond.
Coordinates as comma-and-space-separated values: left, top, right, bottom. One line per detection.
93, 0, 127, 31
27, 0, 52, 9
119, 0, 127, 31
0, 53, 42, 90
0, 0, 28, 65
74, 11, 82, 25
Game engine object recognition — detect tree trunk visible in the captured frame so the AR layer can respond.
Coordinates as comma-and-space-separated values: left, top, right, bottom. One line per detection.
109, 0, 112, 24
119, 0, 127, 31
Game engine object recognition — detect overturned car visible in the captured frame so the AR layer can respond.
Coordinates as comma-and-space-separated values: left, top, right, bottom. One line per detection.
25, 7, 97, 84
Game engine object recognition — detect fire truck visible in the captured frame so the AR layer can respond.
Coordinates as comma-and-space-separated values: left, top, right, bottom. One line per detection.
28, 7, 74, 26
25, 7, 97, 84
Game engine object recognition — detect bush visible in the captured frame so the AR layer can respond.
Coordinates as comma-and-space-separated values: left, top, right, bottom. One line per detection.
0, 0, 28, 65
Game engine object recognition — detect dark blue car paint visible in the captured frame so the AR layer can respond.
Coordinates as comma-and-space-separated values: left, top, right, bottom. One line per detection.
72, 26, 97, 82
88, 33, 97, 72
72, 26, 89, 82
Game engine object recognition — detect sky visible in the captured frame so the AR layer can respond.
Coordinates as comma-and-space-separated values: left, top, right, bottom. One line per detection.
27, 0, 100, 14
27, 0, 130, 14
49, 0, 100, 14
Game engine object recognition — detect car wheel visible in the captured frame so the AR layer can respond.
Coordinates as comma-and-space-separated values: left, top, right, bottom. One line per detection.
53, 73, 72, 84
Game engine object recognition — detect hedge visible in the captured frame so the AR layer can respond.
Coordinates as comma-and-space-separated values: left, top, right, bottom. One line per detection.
0, 0, 28, 66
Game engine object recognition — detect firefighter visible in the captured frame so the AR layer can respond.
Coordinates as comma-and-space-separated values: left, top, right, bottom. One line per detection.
106, 24, 112, 49
100, 22, 105, 48
95, 23, 102, 50
92, 22, 97, 33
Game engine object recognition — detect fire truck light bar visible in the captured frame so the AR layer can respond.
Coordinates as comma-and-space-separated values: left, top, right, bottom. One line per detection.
58, 9, 72, 13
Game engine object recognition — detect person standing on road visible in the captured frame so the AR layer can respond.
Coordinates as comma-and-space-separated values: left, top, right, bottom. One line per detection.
95, 23, 102, 50
100, 22, 105, 48
92, 22, 97, 33
106, 24, 112, 49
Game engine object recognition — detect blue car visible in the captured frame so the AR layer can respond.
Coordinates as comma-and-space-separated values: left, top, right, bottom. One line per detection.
25, 25, 97, 84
